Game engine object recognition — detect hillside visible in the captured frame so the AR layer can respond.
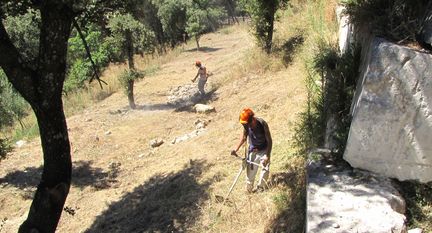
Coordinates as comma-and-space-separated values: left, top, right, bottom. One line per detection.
0, 23, 307, 232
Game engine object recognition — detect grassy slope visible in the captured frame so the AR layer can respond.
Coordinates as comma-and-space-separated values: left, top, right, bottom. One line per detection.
0, 1, 343, 232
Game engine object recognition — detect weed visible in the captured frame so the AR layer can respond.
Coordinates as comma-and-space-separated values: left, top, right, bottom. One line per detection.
398, 181, 432, 230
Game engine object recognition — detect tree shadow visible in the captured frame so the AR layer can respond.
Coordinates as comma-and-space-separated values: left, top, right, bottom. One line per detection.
264, 170, 306, 233
274, 34, 305, 67
84, 159, 213, 233
183, 47, 222, 53
0, 160, 120, 191
135, 103, 177, 111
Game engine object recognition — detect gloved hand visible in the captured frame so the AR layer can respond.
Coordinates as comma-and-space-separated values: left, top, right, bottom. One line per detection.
230, 150, 238, 156
261, 155, 269, 167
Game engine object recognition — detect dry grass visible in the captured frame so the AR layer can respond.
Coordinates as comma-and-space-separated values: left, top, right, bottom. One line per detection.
0, 5, 320, 232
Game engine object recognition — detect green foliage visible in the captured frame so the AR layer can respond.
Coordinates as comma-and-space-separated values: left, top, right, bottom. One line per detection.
65, 25, 112, 93
294, 43, 360, 158
152, 0, 188, 46
0, 70, 29, 129
0, 137, 11, 161
3, 9, 40, 62
343, 0, 432, 43
107, 13, 156, 58
240, 0, 289, 53
186, 0, 226, 39
293, 71, 325, 154
118, 69, 144, 95
399, 181, 432, 230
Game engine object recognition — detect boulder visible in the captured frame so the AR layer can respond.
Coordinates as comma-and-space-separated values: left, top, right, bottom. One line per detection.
194, 104, 215, 113
336, 5, 353, 54
344, 37, 432, 183
149, 138, 164, 148
167, 84, 201, 108
307, 162, 406, 233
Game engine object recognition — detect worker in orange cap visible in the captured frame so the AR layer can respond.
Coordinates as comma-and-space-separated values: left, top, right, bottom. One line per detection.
231, 108, 272, 193
191, 60, 208, 95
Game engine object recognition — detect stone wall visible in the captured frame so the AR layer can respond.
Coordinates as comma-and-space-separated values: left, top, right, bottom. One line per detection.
344, 37, 432, 183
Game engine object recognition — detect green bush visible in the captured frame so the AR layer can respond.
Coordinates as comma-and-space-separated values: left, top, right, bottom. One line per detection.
0, 70, 29, 129
343, 0, 432, 44
65, 25, 112, 93
0, 137, 11, 161
118, 69, 144, 95
294, 43, 360, 159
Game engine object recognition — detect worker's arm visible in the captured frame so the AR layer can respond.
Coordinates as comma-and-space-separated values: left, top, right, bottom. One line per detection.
191, 72, 199, 82
231, 128, 247, 156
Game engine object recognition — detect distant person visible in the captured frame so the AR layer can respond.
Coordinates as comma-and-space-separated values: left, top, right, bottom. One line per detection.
231, 108, 272, 193
191, 60, 208, 95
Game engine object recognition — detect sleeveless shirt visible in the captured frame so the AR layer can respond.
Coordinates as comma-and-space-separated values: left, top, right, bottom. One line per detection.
246, 118, 267, 151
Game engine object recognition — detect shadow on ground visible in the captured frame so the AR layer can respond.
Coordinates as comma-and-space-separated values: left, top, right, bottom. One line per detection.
0, 160, 120, 191
84, 159, 213, 233
264, 168, 306, 233
274, 34, 305, 67
183, 47, 222, 53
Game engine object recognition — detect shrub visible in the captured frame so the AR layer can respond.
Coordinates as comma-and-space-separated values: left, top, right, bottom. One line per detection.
343, 0, 432, 44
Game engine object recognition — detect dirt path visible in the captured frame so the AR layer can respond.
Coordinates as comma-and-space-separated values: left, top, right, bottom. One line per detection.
0, 24, 307, 233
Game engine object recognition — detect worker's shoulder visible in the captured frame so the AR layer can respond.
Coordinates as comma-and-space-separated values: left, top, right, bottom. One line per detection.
256, 117, 268, 125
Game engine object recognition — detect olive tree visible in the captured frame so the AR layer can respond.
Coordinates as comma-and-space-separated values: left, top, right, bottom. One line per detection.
0, 1, 89, 232
107, 13, 155, 109
240, 0, 289, 53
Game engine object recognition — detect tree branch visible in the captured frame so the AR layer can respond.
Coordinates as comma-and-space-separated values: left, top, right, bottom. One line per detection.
72, 18, 107, 89
0, 19, 37, 102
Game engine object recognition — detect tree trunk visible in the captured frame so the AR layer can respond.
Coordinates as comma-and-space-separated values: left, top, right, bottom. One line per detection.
0, 2, 73, 232
195, 36, 200, 51
19, 100, 71, 233
125, 29, 136, 109
264, 1, 276, 54
127, 79, 136, 109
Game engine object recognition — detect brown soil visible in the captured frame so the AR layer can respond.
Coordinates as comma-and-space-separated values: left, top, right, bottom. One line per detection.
0, 24, 307, 233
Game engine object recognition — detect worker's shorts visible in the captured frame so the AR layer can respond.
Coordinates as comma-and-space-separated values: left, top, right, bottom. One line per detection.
246, 150, 270, 192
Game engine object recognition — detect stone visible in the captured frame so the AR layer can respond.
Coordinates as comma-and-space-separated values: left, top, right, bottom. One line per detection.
336, 5, 353, 54
149, 138, 164, 148
408, 228, 423, 233
15, 140, 27, 148
167, 84, 201, 108
105, 131, 112, 136
194, 104, 215, 113
194, 119, 209, 129
344, 37, 432, 183
307, 162, 406, 233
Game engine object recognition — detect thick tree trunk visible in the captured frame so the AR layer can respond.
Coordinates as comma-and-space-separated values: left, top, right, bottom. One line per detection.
19, 100, 71, 233
125, 29, 136, 109
264, 1, 276, 54
1, 2, 73, 232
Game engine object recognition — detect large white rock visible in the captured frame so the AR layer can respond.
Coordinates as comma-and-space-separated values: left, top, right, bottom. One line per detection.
194, 104, 215, 113
336, 6, 353, 54
167, 84, 201, 108
307, 164, 406, 233
344, 37, 432, 182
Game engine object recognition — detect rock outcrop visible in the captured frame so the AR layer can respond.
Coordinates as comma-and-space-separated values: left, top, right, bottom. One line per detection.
344, 37, 432, 183
167, 84, 201, 108
307, 161, 406, 233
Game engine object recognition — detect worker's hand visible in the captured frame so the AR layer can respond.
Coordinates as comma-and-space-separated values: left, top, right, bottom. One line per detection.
261, 155, 269, 166
230, 150, 238, 156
